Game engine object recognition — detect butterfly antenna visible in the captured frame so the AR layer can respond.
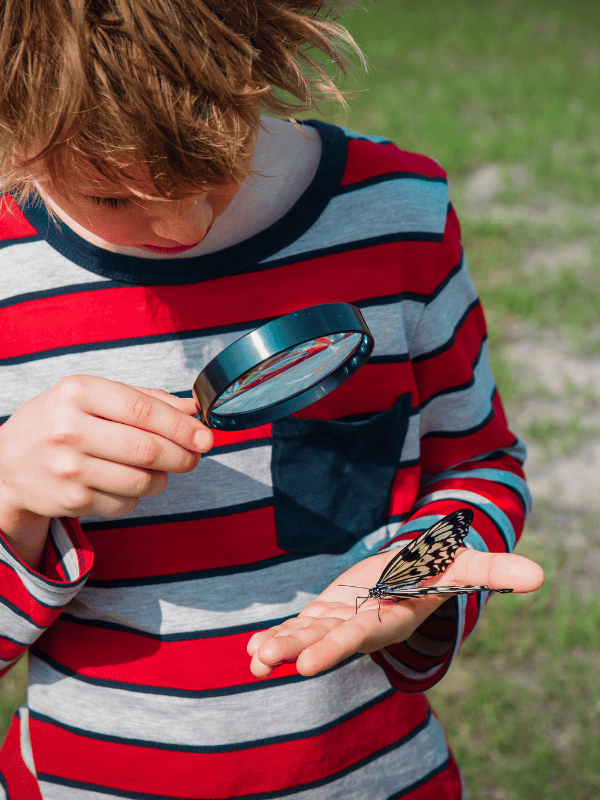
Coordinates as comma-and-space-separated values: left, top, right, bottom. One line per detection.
338, 584, 369, 590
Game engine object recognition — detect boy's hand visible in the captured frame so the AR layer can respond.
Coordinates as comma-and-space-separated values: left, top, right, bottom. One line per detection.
247, 546, 544, 678
0, 374, 213, 524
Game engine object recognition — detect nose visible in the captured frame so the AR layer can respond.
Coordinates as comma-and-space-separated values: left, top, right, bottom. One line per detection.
147, 197, 211, 245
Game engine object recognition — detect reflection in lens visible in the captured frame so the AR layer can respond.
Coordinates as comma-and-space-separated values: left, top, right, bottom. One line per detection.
214, 332, 362, 414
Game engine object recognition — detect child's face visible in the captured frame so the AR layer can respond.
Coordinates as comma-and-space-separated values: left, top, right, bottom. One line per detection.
35, 161, 242, 255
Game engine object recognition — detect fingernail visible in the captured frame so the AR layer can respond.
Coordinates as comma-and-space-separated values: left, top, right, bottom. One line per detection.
195, 429, 213, 451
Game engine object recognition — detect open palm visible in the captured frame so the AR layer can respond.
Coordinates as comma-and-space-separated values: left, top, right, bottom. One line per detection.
248, 545, 544, 678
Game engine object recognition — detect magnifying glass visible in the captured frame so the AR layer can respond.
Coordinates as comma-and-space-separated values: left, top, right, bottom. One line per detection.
193, 303, 374, 431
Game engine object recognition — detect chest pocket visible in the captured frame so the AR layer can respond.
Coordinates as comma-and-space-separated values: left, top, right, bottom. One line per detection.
271, 393, 411, 554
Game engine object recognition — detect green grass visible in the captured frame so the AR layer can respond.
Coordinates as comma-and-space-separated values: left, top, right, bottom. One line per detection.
308, 0, 600, 201
0, 656, 27, 746
524, 413, 584, 458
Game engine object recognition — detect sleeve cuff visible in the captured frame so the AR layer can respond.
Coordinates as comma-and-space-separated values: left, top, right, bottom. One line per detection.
0, 518, 94, 675
371, 592, 483, 691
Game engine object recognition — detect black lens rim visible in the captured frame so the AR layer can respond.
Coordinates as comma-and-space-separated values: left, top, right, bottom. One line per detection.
193, 303, 374, 430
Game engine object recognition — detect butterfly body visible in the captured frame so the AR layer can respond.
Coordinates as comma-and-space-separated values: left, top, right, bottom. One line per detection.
340, 508, 513, 621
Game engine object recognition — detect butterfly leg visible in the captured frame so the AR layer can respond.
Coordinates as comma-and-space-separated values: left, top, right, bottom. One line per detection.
356, 595, 369, 614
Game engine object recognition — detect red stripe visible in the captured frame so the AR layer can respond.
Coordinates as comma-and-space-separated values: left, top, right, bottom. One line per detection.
414, 304, 487, 404
211, 423, 272, 448
0, 714, 43, 800
31, 691, 428, 798
418, 477, 525, 552
388, 466, 421, 517
0, 560, 67, 629
0, 196, 38, 242
384, 644, 446, 676
418, 613, 459, 643
491, 386, 509, 427
370, 645, 447, 692
0, 636, 27, 665
440, 206, 463, 267
421, 414, 517, 474
36, 616, 297, 690
342, 142, 447, 187
291, 361, 416, 420
85, 504, 286, 581
2, 240, 443, 360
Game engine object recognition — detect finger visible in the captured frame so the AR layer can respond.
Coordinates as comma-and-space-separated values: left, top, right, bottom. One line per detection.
247, 623, 297, 656
248, 619, 318, 677
249, 652, 278, 678
131, 387, 201, 420
295, 615, 375, 675
59, 487, 141, 519
58, 375, 212, 453
79, 414, 202, 474
82, 457, 169, 499
450, 549, 545, 593
246, 621, 304, 656
256, 617, 344, 667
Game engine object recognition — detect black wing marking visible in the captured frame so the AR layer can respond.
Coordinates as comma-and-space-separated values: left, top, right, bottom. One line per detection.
378, 508, 474, 588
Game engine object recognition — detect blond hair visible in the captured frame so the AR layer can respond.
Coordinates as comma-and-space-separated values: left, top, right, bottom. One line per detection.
0, 0, 368, 203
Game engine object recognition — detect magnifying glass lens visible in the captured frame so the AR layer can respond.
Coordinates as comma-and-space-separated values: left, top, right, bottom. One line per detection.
214, 332, 362, 415
193, 303, 374, 430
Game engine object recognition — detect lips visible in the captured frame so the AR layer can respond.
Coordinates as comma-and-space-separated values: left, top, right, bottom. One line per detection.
140, 242, 201, 254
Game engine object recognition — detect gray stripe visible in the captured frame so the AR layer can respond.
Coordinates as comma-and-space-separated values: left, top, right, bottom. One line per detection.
28, 654, 391, 747
400, 412, 420, 464
0, 239, 108, 300
80, 443, 274, 525
0, 327, 250, 418
409, 258, 479, 359
36, 712, 449, 800
419, 340, 495, 435
68, 548, 368, 635
262, 178, 449, 264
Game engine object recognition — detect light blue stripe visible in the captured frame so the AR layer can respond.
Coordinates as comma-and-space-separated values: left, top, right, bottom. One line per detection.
422, 466, 532, 514
383, 514, 442, 542
451, 594, 468, 663
464, 526, 489, 553
335, 125, 392, 144
416, 489, 517, 552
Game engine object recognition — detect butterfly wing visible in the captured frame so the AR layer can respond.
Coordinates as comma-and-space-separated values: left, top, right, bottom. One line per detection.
379, 585, 514, 599
379, 508, 474, 588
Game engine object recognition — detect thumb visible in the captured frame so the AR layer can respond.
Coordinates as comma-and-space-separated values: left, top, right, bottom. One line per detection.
451, 549, 545, 594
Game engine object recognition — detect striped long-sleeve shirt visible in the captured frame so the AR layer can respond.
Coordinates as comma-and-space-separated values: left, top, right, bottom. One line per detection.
0, 119, 531, 799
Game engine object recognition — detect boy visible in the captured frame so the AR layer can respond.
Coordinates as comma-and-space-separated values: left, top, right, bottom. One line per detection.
0, 1, 543, 798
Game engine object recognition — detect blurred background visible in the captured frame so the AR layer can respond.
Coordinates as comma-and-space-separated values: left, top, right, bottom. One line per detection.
2, 1, 599, 797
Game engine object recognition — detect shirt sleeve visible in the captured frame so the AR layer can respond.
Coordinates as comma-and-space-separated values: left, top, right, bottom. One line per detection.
370, 203, 531, 692
0, 517, 94, 677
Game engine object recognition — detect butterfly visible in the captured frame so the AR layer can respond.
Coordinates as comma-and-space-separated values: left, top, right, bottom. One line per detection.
339, 508, 513, 621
